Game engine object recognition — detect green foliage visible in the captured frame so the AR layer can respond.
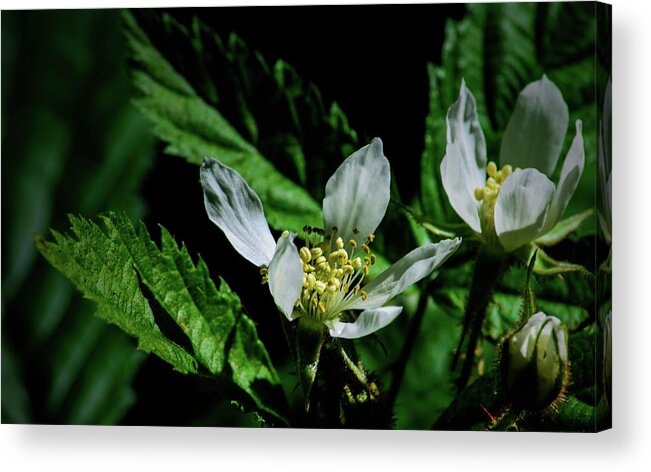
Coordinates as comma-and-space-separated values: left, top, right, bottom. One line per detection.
2, 10, 154, 424
129, 12, 360, 201
420, 2, 598, 229
124, 11, 336, 234
37, 212, 289, 425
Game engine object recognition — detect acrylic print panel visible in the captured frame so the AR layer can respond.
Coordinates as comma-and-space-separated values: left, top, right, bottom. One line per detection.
1, 2, 611, 431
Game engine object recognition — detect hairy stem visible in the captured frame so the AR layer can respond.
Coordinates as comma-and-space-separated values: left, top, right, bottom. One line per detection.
453, 247, 505, 389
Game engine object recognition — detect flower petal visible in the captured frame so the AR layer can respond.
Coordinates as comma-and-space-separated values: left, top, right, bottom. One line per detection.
347, 238, 461, 310
446, 80, 487, 181
495, 169, 555, 252
328, 306, 403, 339
540, 120, 585, 234
201, 158, 276, 267
268, 233, 303, 321
322, 138, 391, 248
499, 76, 569, 177
441, 142, 482, 233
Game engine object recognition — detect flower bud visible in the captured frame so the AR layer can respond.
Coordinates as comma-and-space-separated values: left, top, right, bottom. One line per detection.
501, 312, 569, 410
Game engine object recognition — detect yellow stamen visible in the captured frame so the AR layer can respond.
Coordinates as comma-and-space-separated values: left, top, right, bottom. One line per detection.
299, 247, 311, 263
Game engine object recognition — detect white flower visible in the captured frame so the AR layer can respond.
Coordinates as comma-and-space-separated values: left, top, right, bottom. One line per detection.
502, 312, 569, 409
201, 138, 461, 339
441, 76, 585, 252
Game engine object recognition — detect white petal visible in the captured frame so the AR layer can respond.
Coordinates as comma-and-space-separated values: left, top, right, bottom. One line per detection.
322, 138, 390, 248
268, 233, 303, 321
446, 80, 487, 181
347, 238, 461, 310
201, 158, 276, 267
441, 142, 482, 233
328, 306, 403, 339
495, 169, 555, 252
540, 120, 585, 234
499, 76, 569, 177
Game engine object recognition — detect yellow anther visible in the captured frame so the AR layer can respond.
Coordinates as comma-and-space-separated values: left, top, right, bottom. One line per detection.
343, 283, 350, 292
495, 170, 503, 182
259, 267, 268, 275
328, 251, 340, 264
318, 302, 326, 314
370, 254, 376, 265
360, 291, 368, 301
281, 230, 289, 238
261, 276, 268, 285
335, 268, 344, 278
486, 177, 497, 189
336, 237, 344, 249
349, 239, 357, 249
302, 274, 308, 287
299, 247, 311, 263
354, 285, 360, 294
342, 264, 355, 275
311, 297, 318, 308
295, 298, 301, 307
368, 233, 375, 243
315, 256, 327, 270
336, 249, 348, 264
328, 278, 340, 292
364, 256, 371, 266
362, 265, 369, 276
502, 165, 513, 177
315, 281, 326, 295
474, 187, 485, 201
487, 161, 498, 178
352, 257, 362, 268
362, 244, 370, 254
310, 247, 322, 260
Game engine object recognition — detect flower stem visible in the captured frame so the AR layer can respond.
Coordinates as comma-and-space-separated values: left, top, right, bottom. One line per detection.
453, 246, 505, 389
338, 343, 368, 386
491, 406, 523, 431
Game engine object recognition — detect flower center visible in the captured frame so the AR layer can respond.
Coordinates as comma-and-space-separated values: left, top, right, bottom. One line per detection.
473, 161, 516, 247
287, 227, 376, 321
473, 161, 513, 204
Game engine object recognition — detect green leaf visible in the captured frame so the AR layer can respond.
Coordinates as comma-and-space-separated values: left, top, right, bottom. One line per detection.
514, 243, 591, 276
2, 10, 155, 425
130, 12, 360, 201
36, 219, 199, 375
37, 212, 288, 424
123, 11, 324, 234
535, 209, 594, 246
